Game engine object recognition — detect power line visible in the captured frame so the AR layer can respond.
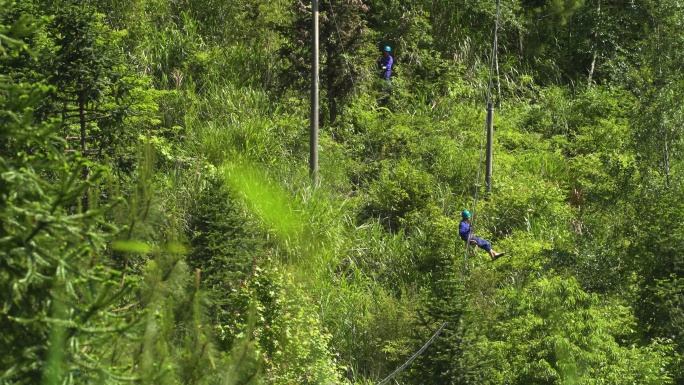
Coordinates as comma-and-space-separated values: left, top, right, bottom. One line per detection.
463, 0, 501, 276
328, 0, 357, 91
376, 323, 447, 385
327, 0, 376, 161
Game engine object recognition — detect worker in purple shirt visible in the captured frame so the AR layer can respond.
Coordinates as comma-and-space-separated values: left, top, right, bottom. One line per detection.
459, 210, 506, 261
379, 46, 393, 85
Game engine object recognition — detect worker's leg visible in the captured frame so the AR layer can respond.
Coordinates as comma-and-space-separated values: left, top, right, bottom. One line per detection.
471, 236, 504, 260
471, 236, 491, 252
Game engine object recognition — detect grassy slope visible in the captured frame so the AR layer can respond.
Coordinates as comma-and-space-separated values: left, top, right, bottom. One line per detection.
131, 1, 673, 381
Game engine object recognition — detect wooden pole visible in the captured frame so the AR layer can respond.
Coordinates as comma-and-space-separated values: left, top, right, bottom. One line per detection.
309, 0, 319, 184
485, 103, 494, 194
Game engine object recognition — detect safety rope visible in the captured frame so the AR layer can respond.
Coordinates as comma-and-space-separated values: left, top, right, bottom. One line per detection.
328, 1, 500, 382
376, 323, 447, 385
487, 0, 501, 107
328, 1, 357, 92
328, 0, 378, 161
462, 0, 501, 276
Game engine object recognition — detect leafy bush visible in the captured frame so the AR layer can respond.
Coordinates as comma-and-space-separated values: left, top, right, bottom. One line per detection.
186, 174, 261, 351
363, 158, 434, 231
0, 19, 137, 382
463, 275, 672, 384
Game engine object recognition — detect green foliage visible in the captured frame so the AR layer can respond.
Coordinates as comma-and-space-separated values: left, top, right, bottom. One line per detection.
625, 186, 684, 381
406, 265, 466, 385
223, 257, 347, 385
317, 270, 417, 383
0, 17, 136, 382
279, 0, 374, 125
1, 0, 159, 175
186, 174, 261, 351
7, 0, 684, 383
363, 158, 434, 231
462, 275, 672, 384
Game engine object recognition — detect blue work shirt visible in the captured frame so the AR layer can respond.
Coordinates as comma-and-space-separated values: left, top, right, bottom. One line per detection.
459, 219, 492, 251
380, 54, 393, 81
459, 220, 470, 241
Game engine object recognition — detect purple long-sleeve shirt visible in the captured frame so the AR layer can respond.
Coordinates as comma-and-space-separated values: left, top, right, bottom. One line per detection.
380, 54, 393, 71
459, 220, 492, 251
459, 220, 470, 241
380, 54, 393, 83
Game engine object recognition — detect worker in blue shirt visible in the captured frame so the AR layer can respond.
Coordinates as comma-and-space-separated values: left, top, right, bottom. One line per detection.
379, 46, 393, 85
459, 210, 506, 261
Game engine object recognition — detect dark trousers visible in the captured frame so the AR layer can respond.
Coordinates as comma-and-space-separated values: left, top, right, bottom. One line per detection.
468, 236, 492, 252
383, 70, 391, 85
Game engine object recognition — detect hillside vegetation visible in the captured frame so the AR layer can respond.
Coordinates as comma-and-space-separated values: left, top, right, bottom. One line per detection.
2, 0, 684, 383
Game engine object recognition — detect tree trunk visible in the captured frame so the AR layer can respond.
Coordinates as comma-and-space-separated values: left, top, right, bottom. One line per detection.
326, 67, 338, 126
588, 0, 601, 86
663, 125, 670, 187
79, 92, 89, 182
78, 92, 90, 211
329, 96, 338, 127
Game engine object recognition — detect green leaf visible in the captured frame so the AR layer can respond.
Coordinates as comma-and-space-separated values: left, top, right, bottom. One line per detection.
112, 240, 152, 254
163, 242, 187, 254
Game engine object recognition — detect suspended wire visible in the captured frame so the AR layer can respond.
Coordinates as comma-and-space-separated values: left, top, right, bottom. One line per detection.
328, 1, 357, 92
486, 0, 501, 106
463, 119, 488, 275
329, 0, 501, 273
463, 0, 501, 276
327, 0, 377, 161
330, 4, 447, 382
376, 323, 447, 385
329, 0, 500, 379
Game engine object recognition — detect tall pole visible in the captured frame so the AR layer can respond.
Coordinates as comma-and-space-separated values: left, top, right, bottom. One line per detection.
485, 103, 494, 194
309, 0, 319, 184
484, 0, 500, 197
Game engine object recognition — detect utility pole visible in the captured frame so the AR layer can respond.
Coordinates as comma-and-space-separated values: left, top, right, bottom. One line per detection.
485, 103, 494, 194
309, 0, 319, 184
484, 0, 500, 196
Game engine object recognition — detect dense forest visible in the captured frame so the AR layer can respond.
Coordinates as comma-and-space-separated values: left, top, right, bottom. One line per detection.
2, 0, 684, 383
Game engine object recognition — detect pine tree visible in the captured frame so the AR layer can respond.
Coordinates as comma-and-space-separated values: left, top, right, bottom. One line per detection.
0, 8, 137, 382
186, 175, 261, 352
43, 0, 152, 175
280, 0, 372, 126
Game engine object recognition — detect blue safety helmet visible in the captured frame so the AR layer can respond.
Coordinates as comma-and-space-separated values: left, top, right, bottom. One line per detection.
462, 210, 471, 219
383, 46, 391, 52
